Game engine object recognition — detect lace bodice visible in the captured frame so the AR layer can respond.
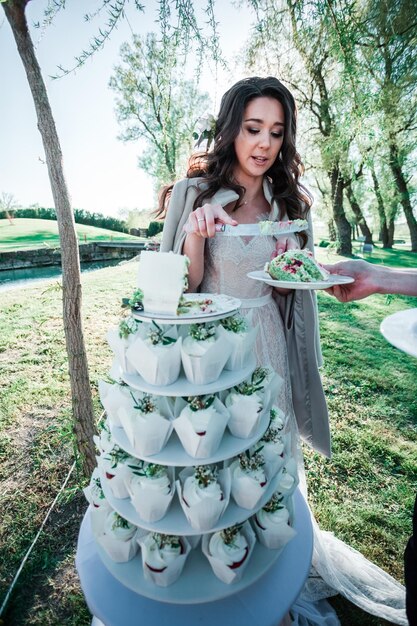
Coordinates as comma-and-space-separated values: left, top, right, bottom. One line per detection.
201, 233, 275, 300
200, 233, 293, 414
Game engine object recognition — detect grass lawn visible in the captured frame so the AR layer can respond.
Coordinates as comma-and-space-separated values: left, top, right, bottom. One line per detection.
0, 248, 416, 625
0, 218, 142, 252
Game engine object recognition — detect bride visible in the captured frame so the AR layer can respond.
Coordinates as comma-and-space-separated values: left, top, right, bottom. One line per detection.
159, 76, 406, 625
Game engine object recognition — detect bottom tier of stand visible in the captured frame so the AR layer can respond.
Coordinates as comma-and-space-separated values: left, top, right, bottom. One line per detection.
76, 489, 313, 626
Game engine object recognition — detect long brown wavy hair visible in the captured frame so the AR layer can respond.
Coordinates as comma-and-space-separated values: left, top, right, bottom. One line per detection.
157, 76, 312, 244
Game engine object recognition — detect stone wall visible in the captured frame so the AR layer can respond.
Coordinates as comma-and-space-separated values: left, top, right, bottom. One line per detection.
0, 243, 142, 271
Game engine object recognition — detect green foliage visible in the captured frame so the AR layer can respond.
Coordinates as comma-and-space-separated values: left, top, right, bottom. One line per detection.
2, 206, 128, 233
0, 218, 139, 252
109, 32, 211, 191
147, 220, 164, 237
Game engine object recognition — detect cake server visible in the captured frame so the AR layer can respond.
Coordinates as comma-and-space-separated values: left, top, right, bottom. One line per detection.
215, 221, 308, 237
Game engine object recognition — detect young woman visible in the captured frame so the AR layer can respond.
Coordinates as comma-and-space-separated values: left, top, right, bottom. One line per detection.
161, 76, 331, 459
160, 76, 406, 623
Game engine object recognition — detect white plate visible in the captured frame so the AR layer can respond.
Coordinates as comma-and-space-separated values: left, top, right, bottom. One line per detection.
120, 355, 256, 397
380, 308, 417, 359
131, 293, 241, 325
109, 407, 270, 467
247, 270, 354, 290
100, 470, 281, 536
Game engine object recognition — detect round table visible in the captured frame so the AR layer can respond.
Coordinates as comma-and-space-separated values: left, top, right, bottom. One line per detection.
380, 307, 417, 359
76, 488, 313, 626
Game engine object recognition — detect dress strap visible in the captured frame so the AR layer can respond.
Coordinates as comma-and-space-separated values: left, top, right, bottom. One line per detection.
239, 293, 273, 309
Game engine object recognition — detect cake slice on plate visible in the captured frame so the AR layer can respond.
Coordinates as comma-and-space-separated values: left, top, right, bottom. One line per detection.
265, 249, 329, 282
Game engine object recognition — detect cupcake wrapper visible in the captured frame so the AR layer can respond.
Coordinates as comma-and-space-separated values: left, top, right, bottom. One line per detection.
107, 328, 137, 374
181, 335, 232, 385
108, 358, 123, 385
97, 530, 139, 563
173, 399, 230, 458
227, 459, 277, 510
127, 468, 175, 522
88, 502, 113, 537
256, 432, 291, 479
176, 468, 231, 531
274, 458, 299, 497
93, 433, 113, 456
139, 535, 191, 587
217, 324, 259, 372
252, 497, 296, 549
226, 392, 265, 439
117, 406, 173, 456
202, 521, 256, 584
98, 380, 133, 429
126, 335, 182, 386
97, 455, 131, 500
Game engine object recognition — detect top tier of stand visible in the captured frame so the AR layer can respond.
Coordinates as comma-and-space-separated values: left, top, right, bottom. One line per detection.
131, 294, 241, 326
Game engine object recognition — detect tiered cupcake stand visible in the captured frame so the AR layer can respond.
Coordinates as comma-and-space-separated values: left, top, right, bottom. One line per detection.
76, 298, 314, 626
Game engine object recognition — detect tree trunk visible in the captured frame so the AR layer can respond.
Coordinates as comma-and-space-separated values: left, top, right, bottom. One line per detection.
345, 182, 373, 244
329, 167, 352, 255
3, 0, 96, 476
328, 218, 336, 241
387, 217, 395, 248
389, 142, 417, 252
371, 166, 391, 248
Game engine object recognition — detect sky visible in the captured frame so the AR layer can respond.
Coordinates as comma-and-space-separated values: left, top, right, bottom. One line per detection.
0, 1, 255, 217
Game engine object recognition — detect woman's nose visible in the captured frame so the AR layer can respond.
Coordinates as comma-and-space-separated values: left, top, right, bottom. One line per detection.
258, 131, 271, 148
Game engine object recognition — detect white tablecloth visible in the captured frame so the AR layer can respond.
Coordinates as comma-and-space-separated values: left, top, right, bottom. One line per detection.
76, 489, 313, 626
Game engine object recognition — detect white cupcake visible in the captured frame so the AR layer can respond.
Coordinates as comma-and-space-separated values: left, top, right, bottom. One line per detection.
126, 322, 182, 386
202, 522, 255, 584
173, 395, 230, 458
225, 367, 269, 438
139, 533, 191, 587
253, 494, 296, 549
275, 458, 299, 497
96, 510, 139, 562
118, 392, 173, 456
269, 406, 287, 431
107, 316, 142, 374
181, 323, 231, 385
229, 451, 268, 510
177, 465, 230, 531
97, 445, 136, 499
254, 423, 288, 478
126, 462, 175, 522
93, 419, 114, 455
98, 380, 133, 429
83, 468, 112, 536
217, 314, 258, 371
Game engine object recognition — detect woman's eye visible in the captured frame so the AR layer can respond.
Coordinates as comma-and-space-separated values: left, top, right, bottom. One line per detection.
272, 132, 284, 138
247, 128, 260, 134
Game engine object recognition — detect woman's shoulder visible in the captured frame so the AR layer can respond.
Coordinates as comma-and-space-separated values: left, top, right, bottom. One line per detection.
172, 176, 208, 194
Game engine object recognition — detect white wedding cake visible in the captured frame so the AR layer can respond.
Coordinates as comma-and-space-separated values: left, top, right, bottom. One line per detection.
85, 251, 298, 598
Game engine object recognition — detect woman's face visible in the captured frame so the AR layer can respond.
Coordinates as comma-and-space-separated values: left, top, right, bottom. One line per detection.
233, 96, 285, 183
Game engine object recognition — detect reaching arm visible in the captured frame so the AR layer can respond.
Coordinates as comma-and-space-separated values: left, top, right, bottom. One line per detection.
323, 260, 417, 301
182, 202, 238, 292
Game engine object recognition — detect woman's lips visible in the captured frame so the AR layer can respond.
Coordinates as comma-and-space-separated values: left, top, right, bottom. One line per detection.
252, 156, 268, 166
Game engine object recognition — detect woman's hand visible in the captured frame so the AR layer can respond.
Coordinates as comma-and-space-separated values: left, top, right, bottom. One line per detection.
270, 236, 300, 296
183, 203, 238, 238
271, 234, 300, 258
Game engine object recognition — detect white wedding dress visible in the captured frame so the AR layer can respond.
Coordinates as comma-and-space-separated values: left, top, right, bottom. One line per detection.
200, 233, 407, 626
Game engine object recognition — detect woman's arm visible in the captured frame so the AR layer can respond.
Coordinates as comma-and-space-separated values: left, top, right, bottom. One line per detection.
182, 202, 238, 292
183, 233, 206, 292
323, 260, 417, 301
